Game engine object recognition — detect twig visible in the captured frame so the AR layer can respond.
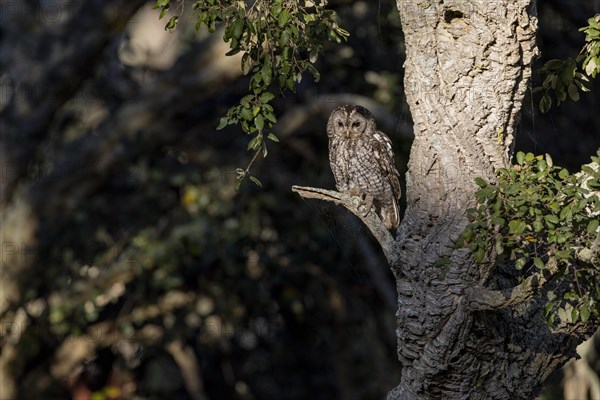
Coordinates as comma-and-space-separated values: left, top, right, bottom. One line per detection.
236, 144, 263, 188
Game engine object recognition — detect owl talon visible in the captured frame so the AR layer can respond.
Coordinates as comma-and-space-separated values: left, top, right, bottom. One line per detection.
358, 193, 373, 217
344, 189, 373, 216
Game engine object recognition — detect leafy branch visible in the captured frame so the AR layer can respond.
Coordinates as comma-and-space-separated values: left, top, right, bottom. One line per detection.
462, 150, 600, 326
154, 0, 349, 188
538, 14, 600, 112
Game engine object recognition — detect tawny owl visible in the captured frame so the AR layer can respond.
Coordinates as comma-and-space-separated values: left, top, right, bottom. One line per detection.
327, 105, 401, 229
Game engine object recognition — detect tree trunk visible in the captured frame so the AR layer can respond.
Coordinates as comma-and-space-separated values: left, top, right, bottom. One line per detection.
387, 1, 597, 398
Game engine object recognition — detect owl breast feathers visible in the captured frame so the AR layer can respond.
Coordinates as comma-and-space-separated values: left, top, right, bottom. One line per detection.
327, 105, 401, 229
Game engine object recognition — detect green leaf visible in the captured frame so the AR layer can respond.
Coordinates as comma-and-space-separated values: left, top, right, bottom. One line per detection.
165, 16, 178, 31
544, 214, 559, 225
262, 143, 268, 158
279, 29, 290, 47
508, 220, 527, 235
241, 107, 253, 121
249, 175, 262, 187
564, 292, 578, 300
582, 165, 596, 175
568, 83, 580, 101
533, 217, 543, 232
254, 114, 264, 131
261, 64, 272, 86
559, 168, 569, 179
225, 47, 241, 56
585, 57, 599, 76
260, 92, 275, 103
574, 77, 591, 92
572, 308, 580, 324
516, 151, 525, 165
217, 117, 229, 130
537, 160, 547, 172
240, 95, 254, 106
533, 257, 544, 269
264, 112, 277, 123
581, 304, 590, 323
491, 216, 505, 226
247, 135, 262, 150
159, 4, 170, 19
556, 231, 569, 244
278, 10, 290, 27
231, 18, 245, 40
462, 227, 475, 243
515, 257, 526, 270
472, 247, 485, 263
272, 2, 283, 16
559, 206, 572, 221
545, 301, 555, 317
267, 133, 279, 142
540, 95, 552, 113
587, 219, 599, 233
303, 12, 315, 23
474, 177, 487, 188
153, 0, 170, 10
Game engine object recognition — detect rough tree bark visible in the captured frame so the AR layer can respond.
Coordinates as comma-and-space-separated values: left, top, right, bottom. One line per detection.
391, 1, 597, 398
294, 1, 599, 399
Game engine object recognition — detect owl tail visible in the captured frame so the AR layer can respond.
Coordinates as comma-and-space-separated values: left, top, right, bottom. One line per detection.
381, 200, 400, 230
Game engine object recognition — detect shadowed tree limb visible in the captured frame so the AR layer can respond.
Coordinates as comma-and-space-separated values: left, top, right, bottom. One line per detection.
292, 185, 399, 266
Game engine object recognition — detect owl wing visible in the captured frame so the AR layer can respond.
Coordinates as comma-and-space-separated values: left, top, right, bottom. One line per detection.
372, 131, 401, 198
371, 131, 401, 228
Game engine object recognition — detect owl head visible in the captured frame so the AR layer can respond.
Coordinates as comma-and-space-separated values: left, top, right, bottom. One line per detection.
326, 105, 376, 139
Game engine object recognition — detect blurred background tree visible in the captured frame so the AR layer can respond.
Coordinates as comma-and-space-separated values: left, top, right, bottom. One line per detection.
0, 0, 598, 399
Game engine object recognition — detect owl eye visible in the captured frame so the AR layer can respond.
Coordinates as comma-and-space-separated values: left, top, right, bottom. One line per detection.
352, 121, 361, 128
337, 121, 344, 128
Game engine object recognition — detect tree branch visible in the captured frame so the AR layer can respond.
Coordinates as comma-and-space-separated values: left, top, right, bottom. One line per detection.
291, 185, 398, 266
464, 271, 548, 311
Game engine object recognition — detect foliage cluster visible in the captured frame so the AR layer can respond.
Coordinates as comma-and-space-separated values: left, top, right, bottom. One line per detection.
539, 14, 600, 112
153, 0, 348, 187
580, 14, 600, 79
463, 151, 600, 325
